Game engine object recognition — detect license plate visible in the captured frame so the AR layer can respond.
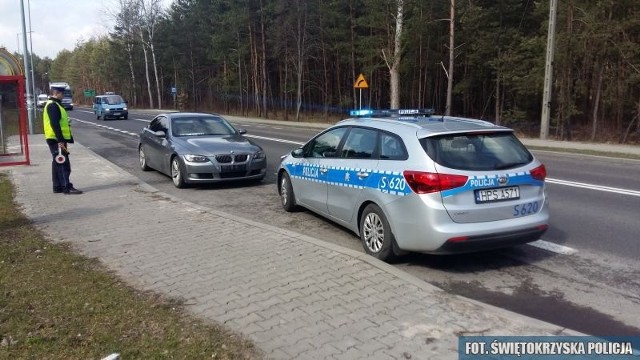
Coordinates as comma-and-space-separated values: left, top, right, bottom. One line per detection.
220, 164, 246, 173
475, 186, 520, 203
113, 112, 121, 116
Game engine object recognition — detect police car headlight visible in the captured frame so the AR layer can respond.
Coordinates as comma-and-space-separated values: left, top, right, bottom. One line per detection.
123, 107, 128, 111
183, 154, 209, 163
254, 150, 266, 160
104, 108, 110, 112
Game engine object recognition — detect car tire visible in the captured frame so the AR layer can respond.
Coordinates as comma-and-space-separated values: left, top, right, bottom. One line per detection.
171, 156, 187, 188
360, 204, 397, 262
96, 114, 100, 120
124, 115, 128, 120
279, 172, 298, 212
139, 146, 151, 171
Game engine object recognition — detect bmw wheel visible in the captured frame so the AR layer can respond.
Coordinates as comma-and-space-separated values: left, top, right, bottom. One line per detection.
360, 204, 396, 262
279, 172, 298, 212
139, 146, 151, 171
171, 156, 187, 188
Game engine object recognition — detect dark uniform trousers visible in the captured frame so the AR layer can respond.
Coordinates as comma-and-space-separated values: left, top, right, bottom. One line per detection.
47, 141, 73, 192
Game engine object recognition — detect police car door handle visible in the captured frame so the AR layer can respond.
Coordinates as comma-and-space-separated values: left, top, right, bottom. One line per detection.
357, 171, 369, 178
320, 167, 328, 174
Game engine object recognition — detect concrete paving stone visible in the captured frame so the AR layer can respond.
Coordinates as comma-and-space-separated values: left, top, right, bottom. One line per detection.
362, 350, 398, 360
354, 338, 389, 355
227, 311, 265, 330
331, 347, 372, 360
257, 302, 298, 321
278, 307, 309, 323
270, 332, 318, 356
247, 293, 286, 311
253, 314, 288, 332
266, 348, 294, 360
298, 344, 343, 360
324, 335, 361, 352
300, 296, 343, 314
273, 287, 305, 303
321, 314, 352, 329
318, 288, 345, 301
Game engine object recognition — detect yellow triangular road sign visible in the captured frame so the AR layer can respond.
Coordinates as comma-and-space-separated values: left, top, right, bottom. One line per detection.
354, 73, 369, 89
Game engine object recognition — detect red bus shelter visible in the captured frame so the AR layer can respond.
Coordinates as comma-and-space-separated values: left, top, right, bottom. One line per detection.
0, 47, 30, 166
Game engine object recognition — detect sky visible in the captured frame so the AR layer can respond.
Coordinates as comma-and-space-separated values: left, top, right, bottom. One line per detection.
0, 0, 171, 59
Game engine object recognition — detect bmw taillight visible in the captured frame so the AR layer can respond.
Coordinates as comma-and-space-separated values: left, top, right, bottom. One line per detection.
403, 171, 468, 194
530, 164, 547, 181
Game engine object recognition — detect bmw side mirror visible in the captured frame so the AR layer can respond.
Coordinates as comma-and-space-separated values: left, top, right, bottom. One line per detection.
238, 128, 247, 134
153, 130, 166, 138
291, 148, 304, 158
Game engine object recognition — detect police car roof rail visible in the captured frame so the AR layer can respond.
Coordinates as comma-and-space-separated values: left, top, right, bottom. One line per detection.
349, 108, 435, 118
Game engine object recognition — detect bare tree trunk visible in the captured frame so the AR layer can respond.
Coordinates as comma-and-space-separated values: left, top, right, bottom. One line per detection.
259, 0, 268, 118
140, 32, 154, 109
495, 67, 501, 125
236, 32, 244, 116
349, 0, 357, 108
591, 65, 603, 141
249, 24, 260, 116
294, 0, 307, 121
387, 0, 403, 109
127, 41, 137, 105
446, 0, 455, 115
151, 42, 161, 109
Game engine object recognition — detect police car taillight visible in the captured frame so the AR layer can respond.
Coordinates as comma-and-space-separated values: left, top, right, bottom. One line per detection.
530, 164, 547, 181
403, 171, 468, 194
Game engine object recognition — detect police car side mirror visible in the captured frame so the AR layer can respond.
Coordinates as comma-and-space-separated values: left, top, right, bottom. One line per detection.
153, 130, 166, 138
291, 148, 304, 158
238, 128, 247, 135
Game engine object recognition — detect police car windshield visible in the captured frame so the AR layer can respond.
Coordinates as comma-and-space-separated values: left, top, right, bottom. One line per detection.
421, 132, 533, 171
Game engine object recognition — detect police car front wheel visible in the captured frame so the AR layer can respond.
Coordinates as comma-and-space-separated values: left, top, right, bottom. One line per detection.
360, 204, 397, 262
279, 172, 298, 212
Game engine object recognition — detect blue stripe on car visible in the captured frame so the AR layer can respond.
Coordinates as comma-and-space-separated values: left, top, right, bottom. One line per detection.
284, 162, 543, 197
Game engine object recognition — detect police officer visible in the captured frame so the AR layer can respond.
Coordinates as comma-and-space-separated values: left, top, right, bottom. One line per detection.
43, 86, 82, 194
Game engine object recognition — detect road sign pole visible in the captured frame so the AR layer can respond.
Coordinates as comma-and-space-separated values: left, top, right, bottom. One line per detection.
359, 89, 362, 110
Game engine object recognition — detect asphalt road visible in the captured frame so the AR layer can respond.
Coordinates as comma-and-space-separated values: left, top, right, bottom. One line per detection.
64, 107, 640, 336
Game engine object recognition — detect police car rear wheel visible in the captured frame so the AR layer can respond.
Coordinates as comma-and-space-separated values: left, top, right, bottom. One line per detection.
360, 204, 396, 262
280, 173, 297, 212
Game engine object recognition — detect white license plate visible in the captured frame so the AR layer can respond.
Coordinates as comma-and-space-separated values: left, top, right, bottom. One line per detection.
475, 186, 520, 203
113, 112, 121, 116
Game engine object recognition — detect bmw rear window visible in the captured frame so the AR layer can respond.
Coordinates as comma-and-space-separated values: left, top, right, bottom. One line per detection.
420, 132, 533, 171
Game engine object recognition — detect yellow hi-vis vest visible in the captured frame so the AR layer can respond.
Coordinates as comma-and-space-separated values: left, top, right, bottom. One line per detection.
43, 100, 71, 140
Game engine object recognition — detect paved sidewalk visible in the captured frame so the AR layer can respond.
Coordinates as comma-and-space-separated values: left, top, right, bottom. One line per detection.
8, 136, 580, 360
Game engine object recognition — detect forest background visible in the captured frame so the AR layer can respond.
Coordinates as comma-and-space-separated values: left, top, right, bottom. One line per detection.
20, 0, 640, 143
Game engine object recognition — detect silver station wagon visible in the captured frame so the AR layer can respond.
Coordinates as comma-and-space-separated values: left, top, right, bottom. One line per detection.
277, 109, 549, 261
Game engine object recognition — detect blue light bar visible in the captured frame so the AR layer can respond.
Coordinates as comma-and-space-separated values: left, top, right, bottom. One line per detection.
349, 108, 435, 118
350, 109, 374, 116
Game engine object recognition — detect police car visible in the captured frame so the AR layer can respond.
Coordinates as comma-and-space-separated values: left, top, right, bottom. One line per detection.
277, 109, 549, 261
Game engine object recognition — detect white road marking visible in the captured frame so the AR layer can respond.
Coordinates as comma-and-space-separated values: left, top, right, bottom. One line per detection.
71, 118, 139, 137
244, 134, 304, 145
546, 178, 640, 197
528, 240, 577, 255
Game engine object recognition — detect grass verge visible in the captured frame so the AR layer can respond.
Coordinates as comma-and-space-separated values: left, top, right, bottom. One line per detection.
0, 173, 262, 359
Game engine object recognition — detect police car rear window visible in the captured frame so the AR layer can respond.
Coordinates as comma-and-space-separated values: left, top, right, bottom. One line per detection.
420, 132, 533, 171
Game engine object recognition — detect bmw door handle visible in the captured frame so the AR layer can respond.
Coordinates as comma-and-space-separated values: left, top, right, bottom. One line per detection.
357, 172, 369, 179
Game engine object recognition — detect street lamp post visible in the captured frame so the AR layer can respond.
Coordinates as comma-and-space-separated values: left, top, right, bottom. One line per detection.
19, 0, 35, 134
